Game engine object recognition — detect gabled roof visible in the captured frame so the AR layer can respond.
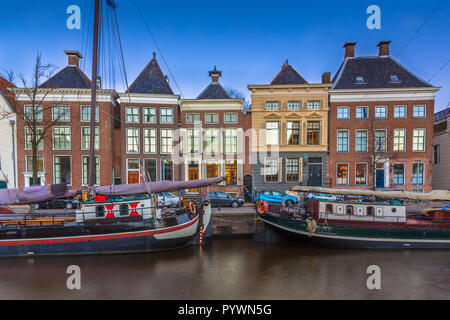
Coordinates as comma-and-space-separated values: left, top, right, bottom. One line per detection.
332, 56, 433, 90
197, 82, 231, 99
126, 55, 173, 94
271, 61, 308, 85
39, 66, 92, 89
0, 76, 16, 110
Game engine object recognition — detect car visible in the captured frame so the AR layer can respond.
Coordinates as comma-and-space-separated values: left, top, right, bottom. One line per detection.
156, 192, 181, 207
305, 193, 339, 202
201, 192, 244, 208
34, 198, 80, 210
255, 190, 298, 206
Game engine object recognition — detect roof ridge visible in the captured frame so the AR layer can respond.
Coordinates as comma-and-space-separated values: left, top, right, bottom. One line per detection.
271, 63, 308, 85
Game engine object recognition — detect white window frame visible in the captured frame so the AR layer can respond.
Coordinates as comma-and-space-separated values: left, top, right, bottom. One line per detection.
393, 129, 406, 152
413, 105, 426, 118
126, 127, 140, 154
337, 130, 349, 153
160, 108, 174, 124
375, 106, 388, 119
160, 128, 173, 154
52, 126, 71, 151
81, 155, 100, 186
412, 128, 426, 152
143, 107, 157, 124
355, 162, 368, 186
53, 155, 72, 186
143, 128, 157, 154
224, 113, 238, 124
394, 105, 407, 119
337, 107, 350, 119
355, 129, 368, 153
52, 105, 70, 122
125, 106, 140, 123
81, 126, 99, 150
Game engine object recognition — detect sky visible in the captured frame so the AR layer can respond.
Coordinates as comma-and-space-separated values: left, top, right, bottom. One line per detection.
0, 0, 449, 111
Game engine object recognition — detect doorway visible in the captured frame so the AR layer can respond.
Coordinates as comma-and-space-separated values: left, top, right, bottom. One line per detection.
308, 164, 322, 187
188, 162, 199, 192
243, 175, 253, 202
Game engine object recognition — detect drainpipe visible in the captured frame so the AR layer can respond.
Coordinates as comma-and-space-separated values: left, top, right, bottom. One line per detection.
9, 120, 16, 188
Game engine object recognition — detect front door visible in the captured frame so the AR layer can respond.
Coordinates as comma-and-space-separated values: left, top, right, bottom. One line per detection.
243, 175, 252, 202
188, 165, 199, 192
376, 169, 385, 189
308, 164, 322, 187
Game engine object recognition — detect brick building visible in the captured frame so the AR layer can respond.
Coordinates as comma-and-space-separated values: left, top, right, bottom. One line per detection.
248, 60, 331, 193
120, 53, 181, 184
179, 66, 246, 197
328, 41, 440, 192
13, 50, 120, 189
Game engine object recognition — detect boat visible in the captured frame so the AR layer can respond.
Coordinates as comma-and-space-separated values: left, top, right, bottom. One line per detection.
255, 186, 450, 249
0, 177, 222, 257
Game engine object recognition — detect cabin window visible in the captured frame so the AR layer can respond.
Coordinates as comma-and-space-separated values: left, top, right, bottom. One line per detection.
326, 204, 333, 214
346, 205, 354, 215
120, 204, 129, 216
367, 207, 374, 216
96, 206, 105, 217
391, 208, 397, 213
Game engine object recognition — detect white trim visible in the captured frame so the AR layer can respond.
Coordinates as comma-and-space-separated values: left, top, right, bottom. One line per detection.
81, 126, 100, 150
119, 93, 179, 105
124, 106, 140, 124
52, 126, 71, 151
330, 89, 438, 102
337, 129, 350, 153
160, 128, 174, 154
143, 128, 157, 154
126, 127, 140, 154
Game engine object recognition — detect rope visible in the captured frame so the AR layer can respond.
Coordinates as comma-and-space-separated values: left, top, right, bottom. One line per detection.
306, 218, 317, 236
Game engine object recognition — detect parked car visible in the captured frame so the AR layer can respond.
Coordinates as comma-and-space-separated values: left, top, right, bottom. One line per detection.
201, 192, 244, 208
305, 193, 339, 202
157, 192, 180, 207
255, 190, 298, 206
34, 198, 80, 210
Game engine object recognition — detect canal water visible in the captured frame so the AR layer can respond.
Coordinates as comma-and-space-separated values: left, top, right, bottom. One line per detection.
0, 239, 448, 299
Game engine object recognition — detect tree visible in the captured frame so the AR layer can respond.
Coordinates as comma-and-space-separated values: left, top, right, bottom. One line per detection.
225, 87, 251, 111
0, 53, 66, 186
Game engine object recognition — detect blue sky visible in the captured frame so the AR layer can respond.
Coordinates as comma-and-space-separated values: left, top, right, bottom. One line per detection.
0, 0, 449, 111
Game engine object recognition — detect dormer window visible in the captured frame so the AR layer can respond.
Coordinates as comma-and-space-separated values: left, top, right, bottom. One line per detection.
355, 76, 365, 84
390, 75, 400, 83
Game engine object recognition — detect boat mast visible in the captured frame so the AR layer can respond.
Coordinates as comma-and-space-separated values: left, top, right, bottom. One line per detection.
88, 0, 100, 188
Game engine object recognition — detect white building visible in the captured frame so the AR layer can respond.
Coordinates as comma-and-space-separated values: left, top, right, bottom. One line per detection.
0, 77, 17, 189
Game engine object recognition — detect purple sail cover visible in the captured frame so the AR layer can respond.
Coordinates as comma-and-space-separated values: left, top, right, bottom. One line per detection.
95, 176, 226, 196
0, 185, 77, 205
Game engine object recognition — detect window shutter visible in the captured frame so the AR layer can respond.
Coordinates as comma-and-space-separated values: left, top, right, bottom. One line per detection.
278, 158, 283, 182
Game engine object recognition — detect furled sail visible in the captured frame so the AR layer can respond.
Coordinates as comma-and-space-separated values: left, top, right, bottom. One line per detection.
94, 176, 226, 196
0, 184, 77, 205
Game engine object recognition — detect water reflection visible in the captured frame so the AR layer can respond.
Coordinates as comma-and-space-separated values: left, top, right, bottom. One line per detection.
0, 240, 448, 299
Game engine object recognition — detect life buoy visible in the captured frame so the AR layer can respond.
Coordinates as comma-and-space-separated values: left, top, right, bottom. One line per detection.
189, 201, 197, 215
256, 200, 268, 215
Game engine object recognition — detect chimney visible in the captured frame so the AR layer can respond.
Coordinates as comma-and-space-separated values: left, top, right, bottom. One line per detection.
164, 75, 169, 84
343, 42, 357, 58
322, 72, 331, 84
64, 50, 82, 67
377, 41, 392, 56
152, 52, 156, 60
96, 76, 101, 89
209, 65, 222, 83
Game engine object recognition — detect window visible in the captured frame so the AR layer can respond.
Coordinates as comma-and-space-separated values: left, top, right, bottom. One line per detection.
206, 161, 218, 178
26, 155, 43, 172
375, 106, 387, 119
144, 128, 157, 153
161, 159, 172, 181
52, 106, 70, 122
53, 127, 71, 150
374, 130, 387, 152
144, 159, 157, 182
413, 105, 426, 118
160, 108, 173, 124
355, 130, 368, 152
81, 105, 99, 122
186, 113, 200, 124
356, 107, 368, 119
390, 75, 400, 82
54, 156, 71, 185
143, 108, 156, 123
434, 145, 440, 164
346, 206, 354, 215
96, 206, 105, 218
265, 102, 279, 111
82, 156, 99, 185
412, 129, 425, 152
204, 129, 219, 154
161, 129, 173, 153
266, 122, 279, 145
286, 158, 299, 182
24, 105, 43, 122
286, 121, 300, 145
393, 129, 406, 152
287, 101, 300, 110
224, 128, 237, 153
126, 128, 139, 153
355, 76, 365, 84
394, 106, 406, 118
337, 164, 349, 185
412, 162, 424, 186
265, 159, 279, 182
393, 163, 405, 186
337, 130, 349, 152
125, 107, 139, 123
307, 121, 320, 145
307, 101, 320, 110
225, 160, 237, 185
224, 113, 238, 123
205, 113, 219, 124
355, 163, 367, 185
81, 127, 99, 150
119, 204, 129, 216
187, 129, 201, 154
25, 126, 44, 150
337, 107, 350, 119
